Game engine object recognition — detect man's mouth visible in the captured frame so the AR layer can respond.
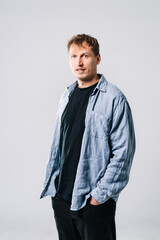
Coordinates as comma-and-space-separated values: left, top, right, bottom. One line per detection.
76, 68, 85, 72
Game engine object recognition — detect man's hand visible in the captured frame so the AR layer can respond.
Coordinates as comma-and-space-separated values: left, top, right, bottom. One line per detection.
90, 196, 101, 205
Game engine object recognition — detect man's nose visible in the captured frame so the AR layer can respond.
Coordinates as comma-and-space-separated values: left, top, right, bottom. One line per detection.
77, 57, 83, 66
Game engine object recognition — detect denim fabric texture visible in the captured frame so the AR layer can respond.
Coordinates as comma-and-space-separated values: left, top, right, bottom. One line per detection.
40, 74, 136, 211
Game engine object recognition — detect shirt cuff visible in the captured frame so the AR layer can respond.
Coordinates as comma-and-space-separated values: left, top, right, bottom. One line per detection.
91, 187, 109, 204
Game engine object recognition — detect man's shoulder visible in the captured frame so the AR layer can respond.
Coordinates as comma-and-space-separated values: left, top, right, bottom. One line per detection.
60, 75, 127, 103
102, 76, 126, 101
60, 80, 77, 99
107, 81, 125, 98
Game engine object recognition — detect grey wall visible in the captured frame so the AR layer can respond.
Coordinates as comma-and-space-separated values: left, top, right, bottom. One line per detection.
1, 0, 160, 239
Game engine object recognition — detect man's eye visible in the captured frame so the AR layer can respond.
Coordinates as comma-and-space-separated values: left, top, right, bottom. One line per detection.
72, 55, 76, 58
84, 55, 88, 58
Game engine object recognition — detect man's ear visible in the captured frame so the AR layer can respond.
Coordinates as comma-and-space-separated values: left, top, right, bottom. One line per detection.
97, 54, 101, 65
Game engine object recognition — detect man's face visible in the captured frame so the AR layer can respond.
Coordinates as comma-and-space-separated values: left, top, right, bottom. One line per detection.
69, 41, 101, 82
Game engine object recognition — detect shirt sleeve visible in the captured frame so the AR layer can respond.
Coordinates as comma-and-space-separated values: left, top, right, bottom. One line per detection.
91, 96, 136, 203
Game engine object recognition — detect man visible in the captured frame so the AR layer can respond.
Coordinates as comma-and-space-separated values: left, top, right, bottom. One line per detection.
40, 34, 135, 240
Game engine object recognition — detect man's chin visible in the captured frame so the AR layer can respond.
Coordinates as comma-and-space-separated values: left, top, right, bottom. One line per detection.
75, 74, 90, 82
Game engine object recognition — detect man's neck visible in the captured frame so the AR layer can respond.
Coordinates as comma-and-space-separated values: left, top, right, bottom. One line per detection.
77, 75, 100, 88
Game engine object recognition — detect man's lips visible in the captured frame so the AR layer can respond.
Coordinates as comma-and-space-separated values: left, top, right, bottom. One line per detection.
76, 68, 85, 72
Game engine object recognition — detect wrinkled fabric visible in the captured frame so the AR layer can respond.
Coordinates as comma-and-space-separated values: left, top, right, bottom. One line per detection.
40, 74, 136, 211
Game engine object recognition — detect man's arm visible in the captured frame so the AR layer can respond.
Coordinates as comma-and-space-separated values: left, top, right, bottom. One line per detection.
91, 96, 136, 204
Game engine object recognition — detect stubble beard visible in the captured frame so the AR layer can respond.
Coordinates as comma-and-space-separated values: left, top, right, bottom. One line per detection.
75, 72, 98, 82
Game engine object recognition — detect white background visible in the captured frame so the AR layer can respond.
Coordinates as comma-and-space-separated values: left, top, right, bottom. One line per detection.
1, 0, 160, 239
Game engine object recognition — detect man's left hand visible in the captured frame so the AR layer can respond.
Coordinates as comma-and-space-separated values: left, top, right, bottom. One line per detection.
90, 196, 101, 205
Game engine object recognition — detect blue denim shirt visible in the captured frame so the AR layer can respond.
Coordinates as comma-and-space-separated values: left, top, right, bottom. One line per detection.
40, 74, 136, 211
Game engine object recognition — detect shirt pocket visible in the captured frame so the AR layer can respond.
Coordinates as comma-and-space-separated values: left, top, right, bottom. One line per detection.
86, 111, 111, 139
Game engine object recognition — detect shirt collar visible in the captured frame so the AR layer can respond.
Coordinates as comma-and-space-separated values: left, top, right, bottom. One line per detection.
67, 74, 108, 93
93, 74, 108, 93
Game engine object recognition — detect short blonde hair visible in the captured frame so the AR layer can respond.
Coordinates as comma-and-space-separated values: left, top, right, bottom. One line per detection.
67, 34, 99, 56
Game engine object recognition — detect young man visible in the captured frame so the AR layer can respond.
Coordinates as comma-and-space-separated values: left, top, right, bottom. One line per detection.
40, 34, 136, 240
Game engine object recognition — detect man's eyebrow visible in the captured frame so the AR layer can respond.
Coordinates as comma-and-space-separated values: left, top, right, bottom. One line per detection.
82, 52, 90, 55
69, 52, 91, 57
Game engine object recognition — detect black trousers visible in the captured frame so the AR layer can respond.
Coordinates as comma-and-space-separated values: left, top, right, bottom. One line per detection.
51, 196, 116, 240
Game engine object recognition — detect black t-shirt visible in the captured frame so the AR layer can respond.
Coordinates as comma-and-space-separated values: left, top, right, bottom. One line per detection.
55, 82, 98, 202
